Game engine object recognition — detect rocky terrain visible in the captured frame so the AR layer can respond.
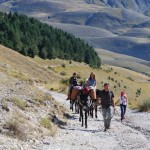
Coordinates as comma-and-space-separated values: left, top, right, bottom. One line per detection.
1, 76, 150, 150
0, 44, 150, 149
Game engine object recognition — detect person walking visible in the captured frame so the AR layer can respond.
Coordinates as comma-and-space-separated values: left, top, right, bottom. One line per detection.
98, 83, 115, 131
66, 72, 78, 100
119, 91, 128, 121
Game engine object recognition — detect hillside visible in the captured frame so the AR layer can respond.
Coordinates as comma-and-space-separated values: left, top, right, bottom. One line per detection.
86, 0, 150, 16
0, 45, 150, 149
0, 0, 150, 65
0, 12, 101, 68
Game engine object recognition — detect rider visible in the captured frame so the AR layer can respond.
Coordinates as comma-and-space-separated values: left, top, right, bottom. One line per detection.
66, 72, 78, 100
87, 72, 96, 88
87, 72, 97, 102
98, 83, 115, 131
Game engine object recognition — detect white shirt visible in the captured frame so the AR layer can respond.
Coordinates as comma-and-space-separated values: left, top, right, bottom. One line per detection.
119, 95, 128, 105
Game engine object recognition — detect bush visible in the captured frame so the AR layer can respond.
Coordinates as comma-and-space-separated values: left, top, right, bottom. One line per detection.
69, 60, 72, 64
127, 77, 134, 81
76, 74, 81, 79
62, 64, 66, 68
139, 100, 150, 111
136, 88, 141, 96
4, 115, 27, 140
60, 71, 67, 76
108, 76, 111, 80
111, 78, 114, 81
60, 78, 69, 85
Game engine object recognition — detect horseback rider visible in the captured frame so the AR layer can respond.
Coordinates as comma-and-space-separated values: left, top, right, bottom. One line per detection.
66, 72, 78, 100
87, 72, 97, 101
87, 72, 96, 89
98, 83, 115, 131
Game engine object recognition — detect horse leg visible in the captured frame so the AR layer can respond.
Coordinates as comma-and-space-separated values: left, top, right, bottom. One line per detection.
90, 106, 93, 118
79, 106, 82, 122
80, 107, 83, 127
95, 106, 98, 118
70, 100, 74, 111
85, 110, 88, 128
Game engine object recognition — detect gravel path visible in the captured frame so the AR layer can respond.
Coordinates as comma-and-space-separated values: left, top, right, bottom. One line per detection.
42, 91, 150, 150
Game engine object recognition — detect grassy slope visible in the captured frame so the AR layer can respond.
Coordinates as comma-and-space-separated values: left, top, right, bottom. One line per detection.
1, 44, 150, 109
96, 48, 150, 75
0, 45, 62, 88
33, 56, 150, 109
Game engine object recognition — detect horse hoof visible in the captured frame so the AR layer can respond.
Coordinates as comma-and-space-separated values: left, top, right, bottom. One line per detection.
96, 116, 98, 118
79, 118, 81, 122
85, 125, 87, 128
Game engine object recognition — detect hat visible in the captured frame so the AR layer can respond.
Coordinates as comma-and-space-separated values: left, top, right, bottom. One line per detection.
73, 72, 76, 75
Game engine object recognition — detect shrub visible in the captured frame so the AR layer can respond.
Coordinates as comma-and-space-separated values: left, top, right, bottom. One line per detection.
4, 115, 27, 140
41, 117, 52, 130
76, 74, 81, 79
62, 64, 66, 68
114, 85, 117, 88
108, 76, 111, 80
60, 78, 69, 85
111, 78, 114, 81
69, 60, 72, 64
48, 66, 53, 70
124, 85, 127, 89
127, 77, 134, 81
12, 97, 26, 110
136, 88, 142, 96
60, 71, 67, 76
139, 99, 150, 111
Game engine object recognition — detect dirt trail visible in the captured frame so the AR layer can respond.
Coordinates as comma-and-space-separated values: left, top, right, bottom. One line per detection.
38, 88, 150, 150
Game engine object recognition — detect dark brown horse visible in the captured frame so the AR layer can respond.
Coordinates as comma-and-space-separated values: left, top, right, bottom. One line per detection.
78, 88, 91, 128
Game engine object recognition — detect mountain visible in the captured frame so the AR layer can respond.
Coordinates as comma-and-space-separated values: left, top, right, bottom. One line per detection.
0, 0, 150, 69
86, 0, 150, 16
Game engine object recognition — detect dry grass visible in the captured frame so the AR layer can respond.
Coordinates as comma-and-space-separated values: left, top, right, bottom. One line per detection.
11, 97, 26, 110
3, 112, 28, 140
1, 44, 150, 110
47, 59, 150, 110
41, 117, 52, 130
139, 99, 150, 111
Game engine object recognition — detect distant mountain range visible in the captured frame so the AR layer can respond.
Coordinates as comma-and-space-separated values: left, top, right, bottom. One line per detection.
0, 0, 150, 64
85, 0, 150, 15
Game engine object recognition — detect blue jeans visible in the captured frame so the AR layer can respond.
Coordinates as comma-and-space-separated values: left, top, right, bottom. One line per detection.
120, 104, 126, 120
102, 107, 112, 128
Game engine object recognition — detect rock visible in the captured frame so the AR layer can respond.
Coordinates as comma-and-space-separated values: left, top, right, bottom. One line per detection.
43, 140, 50, 145
1, 105, 9, 112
